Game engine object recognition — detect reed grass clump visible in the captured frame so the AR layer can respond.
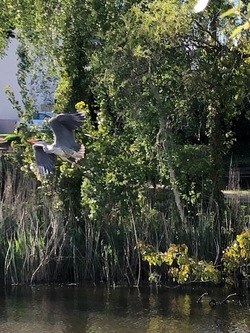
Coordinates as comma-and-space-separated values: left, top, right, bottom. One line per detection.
0, 154, 250, 286
0, 155, 71, 284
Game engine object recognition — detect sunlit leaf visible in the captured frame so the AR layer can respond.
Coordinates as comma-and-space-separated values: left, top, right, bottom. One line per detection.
194, 0, 210, 13
237, 0, 243, 11
230, 24, 246, 38
220, 7, 239, 18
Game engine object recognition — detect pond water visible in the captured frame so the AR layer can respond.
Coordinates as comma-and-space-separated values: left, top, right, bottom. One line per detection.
0, 285, 249, 333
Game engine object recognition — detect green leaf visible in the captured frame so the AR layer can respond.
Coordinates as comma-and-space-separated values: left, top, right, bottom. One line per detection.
230, 24, 245, 38
237, 0, 243, 11
220, 7, 238, 18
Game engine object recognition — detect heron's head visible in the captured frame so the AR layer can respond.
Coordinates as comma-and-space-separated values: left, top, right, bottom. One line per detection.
27, 138, 42, 143
27, 138, 47, 147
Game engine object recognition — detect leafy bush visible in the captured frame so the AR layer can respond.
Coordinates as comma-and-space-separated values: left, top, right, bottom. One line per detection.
137, 241, 220, 285
222, 230, 250, 285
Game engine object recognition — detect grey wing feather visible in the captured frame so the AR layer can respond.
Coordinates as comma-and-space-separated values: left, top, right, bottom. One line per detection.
33, 145, 56, 177
49, 113, 85, 149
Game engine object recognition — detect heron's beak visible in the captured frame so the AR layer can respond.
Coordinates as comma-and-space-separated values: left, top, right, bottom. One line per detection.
27, 138, 39, 143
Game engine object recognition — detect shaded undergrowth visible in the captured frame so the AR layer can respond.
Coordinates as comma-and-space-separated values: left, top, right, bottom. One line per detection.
0, 154, 250, 286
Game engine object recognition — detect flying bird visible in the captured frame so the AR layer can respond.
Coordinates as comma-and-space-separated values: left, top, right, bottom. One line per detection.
28, 112, 86, 177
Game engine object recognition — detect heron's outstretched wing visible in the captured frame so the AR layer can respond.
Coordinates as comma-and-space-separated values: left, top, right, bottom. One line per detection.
33, 145, 56, 177
49, 113, 85, 149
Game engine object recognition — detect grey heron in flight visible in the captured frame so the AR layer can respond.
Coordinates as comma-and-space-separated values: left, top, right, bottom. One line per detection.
28, 112, 86, 177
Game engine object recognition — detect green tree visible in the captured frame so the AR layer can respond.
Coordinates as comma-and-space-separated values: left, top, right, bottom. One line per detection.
88, 0, 250, 253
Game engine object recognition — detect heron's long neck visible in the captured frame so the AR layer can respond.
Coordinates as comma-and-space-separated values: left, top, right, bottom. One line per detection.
46, 143, 55, 153
41, 142, 53, 153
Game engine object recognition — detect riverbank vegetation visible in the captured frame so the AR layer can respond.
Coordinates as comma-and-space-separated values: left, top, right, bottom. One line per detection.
1, 0, 250, 288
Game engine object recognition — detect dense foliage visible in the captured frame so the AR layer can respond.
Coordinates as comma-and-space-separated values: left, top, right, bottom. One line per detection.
1, 0, 250, 287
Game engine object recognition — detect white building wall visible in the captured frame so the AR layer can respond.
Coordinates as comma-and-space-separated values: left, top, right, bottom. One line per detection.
0, 36, 57, 133
0, 37, 22, 133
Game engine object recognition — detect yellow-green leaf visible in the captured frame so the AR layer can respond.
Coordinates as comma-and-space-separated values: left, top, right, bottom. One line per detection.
220, 7, 238, 18
230, 24, 245, 38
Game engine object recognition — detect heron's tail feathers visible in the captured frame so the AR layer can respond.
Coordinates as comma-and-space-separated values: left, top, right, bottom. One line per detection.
74, 144, 85, 162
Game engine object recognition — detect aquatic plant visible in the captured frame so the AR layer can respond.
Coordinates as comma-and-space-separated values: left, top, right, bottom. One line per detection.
137, 241, 220, 285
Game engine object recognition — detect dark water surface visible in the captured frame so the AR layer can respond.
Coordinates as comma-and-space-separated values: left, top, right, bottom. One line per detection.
0, 285, 249, 333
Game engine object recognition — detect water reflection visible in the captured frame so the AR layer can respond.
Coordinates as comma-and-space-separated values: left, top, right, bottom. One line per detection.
0, 285, 249, 333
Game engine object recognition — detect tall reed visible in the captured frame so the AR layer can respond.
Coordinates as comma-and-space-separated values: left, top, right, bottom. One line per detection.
0, 155, 70, 284
0, 154, 249, 285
